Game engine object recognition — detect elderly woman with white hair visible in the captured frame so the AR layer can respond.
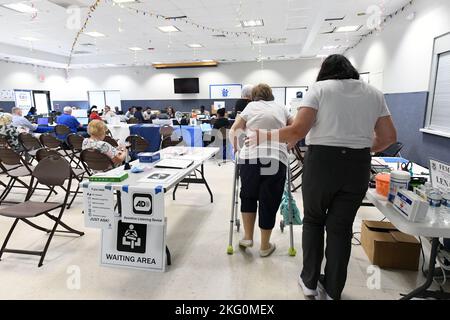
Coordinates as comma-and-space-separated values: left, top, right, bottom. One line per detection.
233, 84, 254, 118
0, 113, 21, 151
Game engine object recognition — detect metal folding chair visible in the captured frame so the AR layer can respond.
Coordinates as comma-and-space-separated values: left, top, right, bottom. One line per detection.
0, 155, 84, 267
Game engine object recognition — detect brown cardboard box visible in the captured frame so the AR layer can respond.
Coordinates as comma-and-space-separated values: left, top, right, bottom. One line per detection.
360, 220, 420, 271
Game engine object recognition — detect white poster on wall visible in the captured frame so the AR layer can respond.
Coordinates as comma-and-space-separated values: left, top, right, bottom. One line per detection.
0, 89, 14, 102
271, 87, 286, 106
14, 90, 33, 114
210, 84, 242, 99
286, 87, 309, 107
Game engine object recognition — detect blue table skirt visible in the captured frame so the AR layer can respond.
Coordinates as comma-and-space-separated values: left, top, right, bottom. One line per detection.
129, 124, 162, 152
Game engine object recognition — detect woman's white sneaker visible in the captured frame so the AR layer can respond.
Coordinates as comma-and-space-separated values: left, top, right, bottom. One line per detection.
298, 275, 318, 297
259, 243, 276, 257
239, 239, 253, 248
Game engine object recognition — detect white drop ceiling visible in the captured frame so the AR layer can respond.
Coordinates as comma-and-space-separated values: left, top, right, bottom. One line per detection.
0, 0, 411, 69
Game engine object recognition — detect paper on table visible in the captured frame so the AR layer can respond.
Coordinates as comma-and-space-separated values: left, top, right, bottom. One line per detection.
138, 169, 175, 183
155, 158, 193, 169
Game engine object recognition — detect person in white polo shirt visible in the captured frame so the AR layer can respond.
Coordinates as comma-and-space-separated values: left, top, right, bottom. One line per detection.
248, 55, 397, 300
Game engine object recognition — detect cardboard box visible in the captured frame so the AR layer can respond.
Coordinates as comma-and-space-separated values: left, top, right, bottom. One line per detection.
360, 220, 420, 271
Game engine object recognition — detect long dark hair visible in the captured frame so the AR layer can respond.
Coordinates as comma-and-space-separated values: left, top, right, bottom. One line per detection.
316, 54, 360, 82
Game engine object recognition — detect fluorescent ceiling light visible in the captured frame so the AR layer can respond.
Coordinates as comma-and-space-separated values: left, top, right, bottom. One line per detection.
129, 47, 143, 51
241, 19, 264, 28
157, 25, 180, 33
187, 43, 203, 48
84, 31, 106, 37
322, 45, 340, 50
316, 54, 328, 58
335, 25, 362, 33
104, 63, 116, 67
2, 3, 38, 14
252, 39, 266, 45
20, 36, 39, 42
201, 60, 214, 62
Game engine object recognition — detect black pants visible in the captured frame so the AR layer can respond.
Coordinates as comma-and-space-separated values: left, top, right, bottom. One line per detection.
301, 145, 371, 300
239, 159, 286, 230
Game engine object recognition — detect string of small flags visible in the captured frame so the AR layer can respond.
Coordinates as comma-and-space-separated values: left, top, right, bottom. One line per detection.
106, 0, 282, 44
67, 0, 103, 70
345, 0, 414, 53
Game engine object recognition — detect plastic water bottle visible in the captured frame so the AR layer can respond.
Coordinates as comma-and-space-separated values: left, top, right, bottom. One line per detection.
428, 190, 443, 225
442, 191, 450, 225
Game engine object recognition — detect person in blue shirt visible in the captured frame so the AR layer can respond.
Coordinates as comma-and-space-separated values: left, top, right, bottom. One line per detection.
57, 106, 83, 133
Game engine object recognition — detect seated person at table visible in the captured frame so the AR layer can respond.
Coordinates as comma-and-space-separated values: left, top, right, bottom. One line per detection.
133, 107, 145, 123
0, 113, 22, 152
11, 107, 38, 133
82, 120, 127, 165
143, 107, 153, 122
57, 106, 83, 133
167, 106, 176, 119
27, 106, 37, 117
102, 105, 116, 119
213, 108, 231, 130
125, 107, 136, 119
89, 107, 102, 121
200, 105, 210, 117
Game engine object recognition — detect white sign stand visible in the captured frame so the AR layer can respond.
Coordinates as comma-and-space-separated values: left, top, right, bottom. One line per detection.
429, 159, 450, 192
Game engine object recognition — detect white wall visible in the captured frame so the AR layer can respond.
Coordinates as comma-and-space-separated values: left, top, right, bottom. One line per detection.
346, 0, 450, 94
0, 59, 321, 101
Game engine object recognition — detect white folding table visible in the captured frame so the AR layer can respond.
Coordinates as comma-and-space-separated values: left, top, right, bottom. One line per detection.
367, 189, 450, 300
84, 147, 219, 269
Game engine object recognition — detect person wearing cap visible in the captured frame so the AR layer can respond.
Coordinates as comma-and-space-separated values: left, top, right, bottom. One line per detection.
89, 107, 102, 121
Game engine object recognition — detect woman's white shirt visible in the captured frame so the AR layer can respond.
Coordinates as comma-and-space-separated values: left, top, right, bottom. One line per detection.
239, 100, 292, 165
302, 79, 391, 149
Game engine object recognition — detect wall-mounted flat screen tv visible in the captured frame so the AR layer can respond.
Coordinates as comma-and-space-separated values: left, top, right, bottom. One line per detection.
174, 78, 199, 94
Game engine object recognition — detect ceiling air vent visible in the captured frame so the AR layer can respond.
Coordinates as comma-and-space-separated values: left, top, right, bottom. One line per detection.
212, 34, 226, 38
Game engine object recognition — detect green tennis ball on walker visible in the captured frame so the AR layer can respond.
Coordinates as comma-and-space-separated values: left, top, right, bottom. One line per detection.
227, 246, 234, 255
288, 247, 297, 257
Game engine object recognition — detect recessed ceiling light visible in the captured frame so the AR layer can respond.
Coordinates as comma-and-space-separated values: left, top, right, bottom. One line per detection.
335, 25, 362, 33
241, 19, 264, 28
322, 45, 340, 50
157, 25, 180, 33
129, 47, 144, 51
84, 31, 106, 37
187, 44, 203, 48
2, 3, 38, 14
252, 39, 266, 45
20, 37, 39, 42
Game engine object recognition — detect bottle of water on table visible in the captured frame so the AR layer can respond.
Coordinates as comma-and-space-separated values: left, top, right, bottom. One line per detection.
428, 189, 443, 225
442, 191, 450, 225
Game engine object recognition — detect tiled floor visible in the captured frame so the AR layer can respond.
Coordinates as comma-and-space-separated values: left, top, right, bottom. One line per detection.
0, 160, 448, 300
